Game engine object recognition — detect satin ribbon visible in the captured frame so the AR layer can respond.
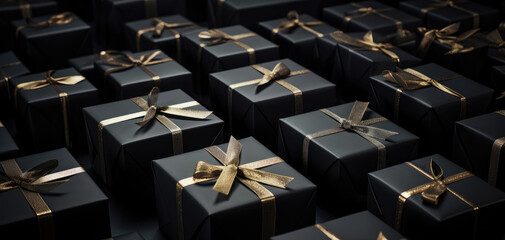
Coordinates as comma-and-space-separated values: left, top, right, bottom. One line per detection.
271, 10, 324, 40
15, 70, 85, 149
144, 0, 157, 18
315, 224, 389, 240
486, 29, 505, 57
1, 0, 31, 19
135, 18, 195, 61
330, 31, 400, 65
382, 67, 464, 122
16, 12, 74, 38
0, 61, 21, 100
96, 87, 212, 183
227, 62, 310, 132
421, 0, 479, 29
100, 50, 172, 88
395, 159, 477, 238
176, 136, 293, 240
417, 22, 479, 59
0, 158, 85, 240
302, 101, 398, 174
488, 110, 505, 186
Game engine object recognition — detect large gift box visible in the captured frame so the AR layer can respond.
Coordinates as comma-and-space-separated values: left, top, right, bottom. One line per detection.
278, 101, 419, 216
0, 121, 19, 160
182, 25, 280, 93
209, 59, 337, 151
257, 11, 337, 70
0, 51, 30, 119
82, 88, 224, 200
271, 211, 406, 240
9, 68, 100, 152
453, 110, 505, 191
11, 12, 92, 72
0, 148, 111, 239
369, 63, 493, 155
152, 136, 317, 240
94, 50, 192, 101
367, 155, 505, 240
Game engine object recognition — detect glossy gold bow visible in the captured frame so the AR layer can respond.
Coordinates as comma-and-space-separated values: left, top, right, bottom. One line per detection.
16, 12, 74, 38
486, 29, 505, 56
198, 29, 257, 46
15, 70, 84, 92
271, 10, 324, 39
330, 31, 400, 65
257, 62, 291, 85
417, 23, 480, 58
136, 18, 194, 51
421, 159, 447, 205
102, 50, 171, 78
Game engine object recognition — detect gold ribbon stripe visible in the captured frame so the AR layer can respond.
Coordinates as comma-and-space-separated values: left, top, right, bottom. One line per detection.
315, 224, 340, 240
421, 0, 479, 29
271, 11, 324, 40
0, 61, 21, 100
16, 12, 74, 39
488, 110, 505, 186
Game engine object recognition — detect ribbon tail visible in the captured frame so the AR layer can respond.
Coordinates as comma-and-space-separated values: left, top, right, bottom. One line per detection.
213, 165, 238, 195
352, 125, 398, 140
21, 179, 69, 194
161, 107, 212, 119
136, 107, 156, 127
21, 159, 58, 181
240, 168, 293, 189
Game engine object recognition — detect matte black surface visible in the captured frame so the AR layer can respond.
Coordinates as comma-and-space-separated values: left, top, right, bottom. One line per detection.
0, 51, 30, 119
0, 122, 19, 160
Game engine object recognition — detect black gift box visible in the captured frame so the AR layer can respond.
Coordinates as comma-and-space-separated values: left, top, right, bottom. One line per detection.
209, 59, 337, 151
400, 0, 499, 32
113, 232, 145, 240
206, 0, 317, 29
0, 148, 111, 239
369, 63, 493, 155
0, 121, 19, 160
491, 65, 505, 110
0, 51, 30, 119
182, 25, 280, 93
152, 136, 317, 240
257, 14, 337, 71
68, 51, 115, 87
94, 50, 192, 101
367, 154, 505, 240
9, 68, 100, 152
453, 111, 505, 191
11, 12, 92, 72
278, 102, 419, 216
271, 211, 405, 240
83, 89, 224, 200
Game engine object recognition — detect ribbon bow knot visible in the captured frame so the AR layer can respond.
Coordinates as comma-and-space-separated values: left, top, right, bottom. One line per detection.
258, 62, 291, 85
198, 29, 237, 46
421, 159, 447, 205
16, 12, 73, 38
150, 18, 193, 37
16, 70, 84, 92
417, 23, 479, 58
272, 10, 324, 38
486, 29, 505, 56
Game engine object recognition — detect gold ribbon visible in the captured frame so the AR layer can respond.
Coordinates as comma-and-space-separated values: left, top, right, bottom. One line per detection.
498, 91, 505, 100
135, 18, 194, 61
227, 62, 310, 132
96, 87, 212, 183
395, 159, 477, 238
302, 101, 398, 174
330, 31, 400, 65
16, 12, 74, 38
176, 136, 293, 240
15, 70, 85, 149
488, 110, 505, 186
315, 224, 389, 240
421, 0, 479, 29
0, 158, 85, 240
144, 0, 157, 18
382, 67, 465, 122
417, 22, 479, 59
271, 11, 324, 40
486, 29, 505, 57
0, 61, 21, 100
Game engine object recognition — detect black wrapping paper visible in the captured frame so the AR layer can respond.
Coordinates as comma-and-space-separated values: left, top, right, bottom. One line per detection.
491, 65, 505, 110
0, 122, 19, 160
68, 52, 114, 88
0, 51, 30, 119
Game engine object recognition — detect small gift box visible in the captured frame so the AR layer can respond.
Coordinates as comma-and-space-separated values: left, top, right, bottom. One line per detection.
67, 50, 122, 87
0, 51, 30, 118
453, 110, 505, 191
83, 88, 224, 200
367, 155, 505, 240
182, 25, 280, 93
152, 136, 317, 240
278, 101, 419, 216
257, 11, 337, 71
94, 50, 192, 101
209, 59, 337, 151
369, 63, 493, 155
271, 211, 406, 240
11, 12, 92, 72
491, 65, 505, 110
400, 0, 499, 33
0, 148, 111, 239
0, 120, 19, 160
9, 68, 100, 152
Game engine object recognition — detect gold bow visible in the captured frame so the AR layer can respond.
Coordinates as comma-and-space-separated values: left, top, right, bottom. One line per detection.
417, 23, 480, 58
0, 61, 22, 100
486, 29, 505, 56
330, 31, 400, 65
257, 61, 291, 85
16, 12, 74, 38
420, 159, 447, 205
315, 223, 389, 240
271, 10, 324, 40
421, 0, 479, 29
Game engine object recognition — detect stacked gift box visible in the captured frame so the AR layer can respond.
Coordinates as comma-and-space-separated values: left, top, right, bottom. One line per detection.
1, 0, 505, 239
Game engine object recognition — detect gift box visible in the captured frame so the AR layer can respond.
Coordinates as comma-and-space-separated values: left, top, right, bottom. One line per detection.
82, 88, 224, 201
369, 63, 493, 155
182, 25, 280, 93
453, 111, 505, 191
94, 50, 192, 101
152, 136, 317, 240
278, 101, 419, 216
400, 0, 499, 33
0, 51, 30, 119
9, 68, 100, 152
321, 31, 421, 101
482, 29, 505, 67
367, 154, 505, 240
491, 65, 505, 110
210, 59, 337, 151
271, 211, 405, 240
125, 15, 203, 62
0, 148, 111, 239
257, 11, 337, 71
0, 121, 19, 160
112, 232, 144, 240
206, 0, 317, 29
11, 12, 92, 72
67, 50, 122, 88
